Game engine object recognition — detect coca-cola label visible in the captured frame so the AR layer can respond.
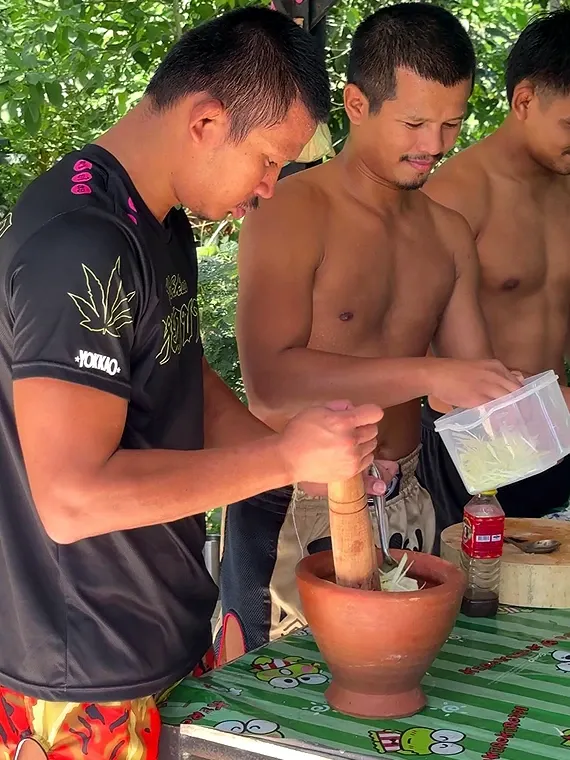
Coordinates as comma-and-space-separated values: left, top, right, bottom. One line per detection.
461, 513, 505, 559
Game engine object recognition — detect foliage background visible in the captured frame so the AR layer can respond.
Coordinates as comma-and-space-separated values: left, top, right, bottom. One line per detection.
0, 0, 552, 212
0, 0, 556, 392
0, 0, 563, 530
0, 0, 556, 352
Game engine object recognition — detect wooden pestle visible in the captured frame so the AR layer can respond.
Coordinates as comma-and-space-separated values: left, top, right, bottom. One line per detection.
328, 474, 380, 590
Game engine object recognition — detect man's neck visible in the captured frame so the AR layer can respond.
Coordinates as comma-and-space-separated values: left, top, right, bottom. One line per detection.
337, 140, 411, 213
487, 115, 557, 186
96, 100, 178, 222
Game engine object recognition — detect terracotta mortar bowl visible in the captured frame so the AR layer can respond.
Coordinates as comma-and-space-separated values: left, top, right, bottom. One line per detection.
296, 549, 466, 719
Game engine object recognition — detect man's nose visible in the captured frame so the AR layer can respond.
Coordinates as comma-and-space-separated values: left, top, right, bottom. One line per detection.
417, 128, 445, 158
254, 166, 280, 200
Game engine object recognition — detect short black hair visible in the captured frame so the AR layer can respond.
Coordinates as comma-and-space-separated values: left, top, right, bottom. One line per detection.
506, 9, 570, 104
347, 2, 476, 113
146, 6, 330, 141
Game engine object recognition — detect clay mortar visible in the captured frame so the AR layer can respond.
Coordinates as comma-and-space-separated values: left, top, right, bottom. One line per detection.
296, 548, 466, 719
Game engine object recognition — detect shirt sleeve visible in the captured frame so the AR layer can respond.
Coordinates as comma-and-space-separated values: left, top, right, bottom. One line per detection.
9, 210, 143, 399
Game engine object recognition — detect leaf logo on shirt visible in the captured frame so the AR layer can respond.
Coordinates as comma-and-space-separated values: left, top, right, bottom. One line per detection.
68, 257, 135, 337
0, 212, 12, 239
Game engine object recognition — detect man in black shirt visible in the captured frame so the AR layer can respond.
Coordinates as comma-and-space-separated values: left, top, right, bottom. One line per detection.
0, 8, 387, 759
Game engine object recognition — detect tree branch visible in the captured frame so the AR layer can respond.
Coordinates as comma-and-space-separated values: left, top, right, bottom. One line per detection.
173, 0, 183, 39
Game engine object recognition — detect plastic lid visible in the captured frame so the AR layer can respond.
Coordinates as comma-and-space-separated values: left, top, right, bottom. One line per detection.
434, 370, 559, 433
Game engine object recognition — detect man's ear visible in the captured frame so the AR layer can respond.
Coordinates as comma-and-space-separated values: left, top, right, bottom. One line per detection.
344, 83, 370, 125
511, 80, 536, 122
187, 97, 229, 146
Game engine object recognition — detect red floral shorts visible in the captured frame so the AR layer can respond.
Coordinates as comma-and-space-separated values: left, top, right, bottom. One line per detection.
0, 649, 215, 759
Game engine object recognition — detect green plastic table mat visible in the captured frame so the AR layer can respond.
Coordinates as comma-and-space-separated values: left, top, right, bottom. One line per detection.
159, 606, 570, 759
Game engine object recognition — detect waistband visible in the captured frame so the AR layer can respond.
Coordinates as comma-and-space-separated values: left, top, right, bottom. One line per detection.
398, 444, 422, 481
294, 444, 422, 503
421, 402, 443, 432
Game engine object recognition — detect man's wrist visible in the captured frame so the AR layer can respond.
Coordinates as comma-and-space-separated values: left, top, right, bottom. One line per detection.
416, 356, 439, 399
254, 432, 295, 488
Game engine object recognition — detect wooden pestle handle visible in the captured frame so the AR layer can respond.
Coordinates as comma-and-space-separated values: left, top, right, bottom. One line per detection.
328, 474, 379, 590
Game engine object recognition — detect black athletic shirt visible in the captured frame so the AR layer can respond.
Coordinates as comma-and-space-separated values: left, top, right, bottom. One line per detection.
0, 144, 217, 701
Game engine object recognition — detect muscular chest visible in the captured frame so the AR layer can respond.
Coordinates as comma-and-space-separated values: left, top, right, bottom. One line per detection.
309, 210, 455, 356
479, 187, 570, 302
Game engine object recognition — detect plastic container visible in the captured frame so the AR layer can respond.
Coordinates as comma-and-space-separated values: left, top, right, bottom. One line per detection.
434, 371, 570, 495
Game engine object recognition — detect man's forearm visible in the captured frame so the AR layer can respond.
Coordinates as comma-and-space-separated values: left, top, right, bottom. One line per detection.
17, 377, 382, 546
52, 436, 289, 543
247, 348, 436, 415
203, 360, 274, 446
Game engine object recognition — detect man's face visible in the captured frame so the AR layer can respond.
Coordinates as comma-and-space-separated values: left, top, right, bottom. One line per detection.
177, 99, 316, 221
524, 91, 570, 175
347, 68, 470, 189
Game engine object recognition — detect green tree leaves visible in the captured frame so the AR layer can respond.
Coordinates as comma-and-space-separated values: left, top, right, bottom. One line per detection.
45, 81, 64, 107
0, 0, 563, 389
0, 0, 245, 212
197, 240, 244, 398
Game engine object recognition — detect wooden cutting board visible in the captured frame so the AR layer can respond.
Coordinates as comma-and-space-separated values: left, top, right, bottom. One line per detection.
440, 518, 570, 609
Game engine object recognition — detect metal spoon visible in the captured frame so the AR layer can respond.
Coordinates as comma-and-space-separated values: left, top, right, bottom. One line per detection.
369, 463, 398, 570
504, 536, 561, 554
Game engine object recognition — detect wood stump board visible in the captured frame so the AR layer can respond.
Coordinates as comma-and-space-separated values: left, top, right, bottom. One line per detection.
440, 518, 570, 609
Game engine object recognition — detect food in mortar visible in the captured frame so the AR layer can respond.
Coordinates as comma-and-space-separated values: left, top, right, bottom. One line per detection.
379, 555, 420, 592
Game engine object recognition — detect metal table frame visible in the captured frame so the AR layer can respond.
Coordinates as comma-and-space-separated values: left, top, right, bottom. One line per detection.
159, 722, 372, 760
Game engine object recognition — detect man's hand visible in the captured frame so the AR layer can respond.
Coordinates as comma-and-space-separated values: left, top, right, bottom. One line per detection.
277, 400, 383, 485
428, 359, 522, 408
297, 459, 399, 499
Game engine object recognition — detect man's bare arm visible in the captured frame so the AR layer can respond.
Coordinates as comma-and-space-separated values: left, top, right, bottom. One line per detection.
14, 377, 382, 544
203, 357, 272, 447
237, 179, 520, 421
422, 153, 490, 239
432, 208, 494, 361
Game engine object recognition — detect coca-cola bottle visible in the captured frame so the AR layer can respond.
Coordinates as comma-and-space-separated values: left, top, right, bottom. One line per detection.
460, 490, 505, 617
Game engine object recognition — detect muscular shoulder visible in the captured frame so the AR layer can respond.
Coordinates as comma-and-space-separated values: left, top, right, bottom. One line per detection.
420, 187, 473, 238
11, 207, 136, 268
421, 192, 478, 276
423, 143, 492, 238
254, 164, 330, 223
239, 164, 332, 269
5, 208, 144, 322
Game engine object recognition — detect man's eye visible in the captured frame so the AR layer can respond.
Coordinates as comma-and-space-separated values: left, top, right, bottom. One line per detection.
405, 123, 422, 129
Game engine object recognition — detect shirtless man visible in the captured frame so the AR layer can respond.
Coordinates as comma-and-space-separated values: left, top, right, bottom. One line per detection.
419, 9, 570, 536
216, 3, 520, 655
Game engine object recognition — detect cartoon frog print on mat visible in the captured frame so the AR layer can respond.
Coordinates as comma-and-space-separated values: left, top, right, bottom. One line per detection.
552, 651, 570, 672
251, 655, 329, 689
369, 728, 465, 756
216, 719, 284, 739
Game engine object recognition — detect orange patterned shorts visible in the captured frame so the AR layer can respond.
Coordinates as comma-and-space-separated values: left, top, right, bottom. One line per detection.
0, 649, 215, 759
